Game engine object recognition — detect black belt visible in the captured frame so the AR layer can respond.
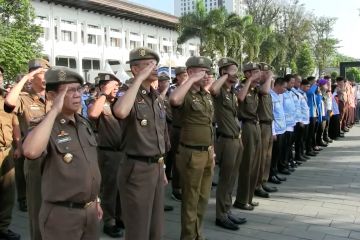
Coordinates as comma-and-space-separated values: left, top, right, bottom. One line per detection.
259, 120, 272, 124
180, 143, 210, 151
50, 201, 94, 209
127, 154, 165, 164
98, 146, 122, 152
218, 133, 240, 139
242, 119, 259, 125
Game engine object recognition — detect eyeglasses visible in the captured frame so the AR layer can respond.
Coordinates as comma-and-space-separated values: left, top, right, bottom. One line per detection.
66, 86, 84, 95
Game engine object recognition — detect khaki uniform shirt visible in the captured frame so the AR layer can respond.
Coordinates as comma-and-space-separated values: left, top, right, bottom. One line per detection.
0, 96, 17, 148
121, 86, 169, 157
258, 93, 274, 122
238, 87, 259, 121
93, 98, 123, 149
4, 89, 51, 136
39, 114, 101, 203
179, 88, 214, 146
213, 86, 240, 137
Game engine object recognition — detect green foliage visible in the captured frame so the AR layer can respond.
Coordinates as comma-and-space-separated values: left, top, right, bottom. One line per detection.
331, 71, 338, 81
346, 68, 360, 82
0, 0, 43, 82
296, 43, 315, 77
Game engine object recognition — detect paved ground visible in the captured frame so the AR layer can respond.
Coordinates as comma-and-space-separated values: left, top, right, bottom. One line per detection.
10, 125, 360, 240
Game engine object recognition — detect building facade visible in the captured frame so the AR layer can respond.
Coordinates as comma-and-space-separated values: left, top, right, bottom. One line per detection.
174, 0, 247, 16
32, 0, 200, 82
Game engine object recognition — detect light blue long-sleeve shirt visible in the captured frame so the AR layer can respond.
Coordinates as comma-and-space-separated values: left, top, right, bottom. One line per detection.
306, 84, 318, 118
283, 89, 297, 131
291, 88, 302, 123
297, 89, 310, 124
332, 94, 340, 115
271, 89, 286, 135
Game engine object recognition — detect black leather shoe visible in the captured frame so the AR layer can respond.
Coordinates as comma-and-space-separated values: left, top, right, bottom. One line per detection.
279, 169, 291, 175
250, 202, 259, 207
254, 188, 270, 198
324, 138, 333, 143
233, 202, 254, 211
268, 176, 281, 184
302, 155, 311, 160
306, 151, 317, 156
116, 219, 125, 230
313, 147, 323, 151
227, 213, 247, 225
288, 167, 295, 172
262, 184, 278, 192
296, 156, 307, 162
275, 175, 287, 181
295, 161, 302, 166
171, 191, 182, 202
0, 229, 20, 240
19, 199, 27, 212
164, 205, 174, 211
318, 141, 328, 147
215, 218, 239, 230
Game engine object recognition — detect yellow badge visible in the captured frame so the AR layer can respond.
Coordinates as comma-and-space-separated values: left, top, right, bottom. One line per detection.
58, 70, 66, 81
63, 153, 73, 163
60, 119, 66, 124
139, 48, 146, 57
140, 119, 148, 126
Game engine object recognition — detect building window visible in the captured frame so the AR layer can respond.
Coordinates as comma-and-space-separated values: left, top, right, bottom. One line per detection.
148, 43, 156, 51
88, 34, 97, 44
61, 30, 72, 42
56, 57, 77, 69
163, 45, 171, 53
110, 37, 121, 47
130, 40, 140, 50
82, 59, 100, 71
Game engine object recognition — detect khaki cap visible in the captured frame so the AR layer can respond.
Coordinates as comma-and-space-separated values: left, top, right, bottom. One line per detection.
259, 62, 273, 71
218, 57, 238, 69
127, 47, 160, 64
185, 56, 212, 70
158, 75, 170, 81
97, 72, 120, 83
175, 67, 187, 75
28, 59, 50, 72
45, 66, 84, 86
242, 62, 260, 72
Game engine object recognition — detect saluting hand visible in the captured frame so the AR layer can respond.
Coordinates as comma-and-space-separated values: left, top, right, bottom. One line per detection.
190, 71, 206, 83
102, 81, 116, 95
52, 86, 68, 114
136, 62, 157, 83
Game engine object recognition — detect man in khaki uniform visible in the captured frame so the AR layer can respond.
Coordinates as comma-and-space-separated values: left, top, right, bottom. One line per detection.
210, 57, 246, 231
233, 62, 271, 211
0, 68, 21, 240
255, 63, 277, 198
113, 47, 169, 240
87, 73, 123, 238
22, 66, 102, 240
4, 59, 51, 240
170, 56, 214, 240
168, 67, 188, 201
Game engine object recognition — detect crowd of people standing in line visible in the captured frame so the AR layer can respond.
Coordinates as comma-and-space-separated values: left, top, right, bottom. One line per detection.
0, 47, 359, 240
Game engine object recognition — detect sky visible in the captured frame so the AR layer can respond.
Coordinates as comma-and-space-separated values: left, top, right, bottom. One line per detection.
127, 0, 360, 59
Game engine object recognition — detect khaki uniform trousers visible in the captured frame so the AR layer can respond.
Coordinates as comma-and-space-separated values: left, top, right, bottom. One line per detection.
14, 155, 26, 202
235, 122, 262, 205
0, 147, 15, 232
215, 137, 243, 220
257, 123, 273, 187
118, 157, 164, 240
39, 201, 99, 240
24, 159, 42, 240
177, 145, 214, 240
98, 149, 122, 227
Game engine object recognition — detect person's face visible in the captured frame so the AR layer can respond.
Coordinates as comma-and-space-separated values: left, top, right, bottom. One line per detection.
223, 65, 238, 84
337, 80, 344, 88
278, 82, 288, 94
31, 68, 47, 90
176, 72, 188, 85
83, 85, 90, 93
57, 83, 83, 113
188, 67, 210, 88
131, 59, 158, 82
294, 77, 302, 88
158, 80, 169, 92
245, 69, 261, 85
321, 84, 329, 91
288, 78, 295, 89
301, 85, 310, 92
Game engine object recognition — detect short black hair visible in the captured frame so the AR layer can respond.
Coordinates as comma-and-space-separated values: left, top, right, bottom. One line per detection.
301, 79, 310, 86
284, 74, 294, 82
336, 76, 344, 82
324, 75, 331, 80
274, 77, 286, 86
307, 76, 316, 82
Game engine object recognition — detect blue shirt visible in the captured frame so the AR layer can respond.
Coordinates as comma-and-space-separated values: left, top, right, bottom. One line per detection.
306, 84, 318, 118
291, 88, 302, 123
332, 95, 340, 115
315, 93, 324, 122
283, 89, 297, 131
297, 89, 310, 124
81, 93, 90, 118
270, 90, 286, 135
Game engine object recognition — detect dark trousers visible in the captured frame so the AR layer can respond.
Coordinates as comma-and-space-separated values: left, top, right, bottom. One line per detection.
306, 117, 317, 152
270, 133, 285, 177
316, 120, 326, 144
294, 123, 305, 160
280, 131, 294, 171
329, 114, 341, 139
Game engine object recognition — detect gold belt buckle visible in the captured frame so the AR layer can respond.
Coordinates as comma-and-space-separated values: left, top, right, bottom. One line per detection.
158, 157, 164, 164
84, 201, 93, 209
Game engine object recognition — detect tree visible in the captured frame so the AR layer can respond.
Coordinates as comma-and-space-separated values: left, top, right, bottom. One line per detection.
0, 0, 42, 82
346, 67, 360, 82
296, 43, 315, 77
